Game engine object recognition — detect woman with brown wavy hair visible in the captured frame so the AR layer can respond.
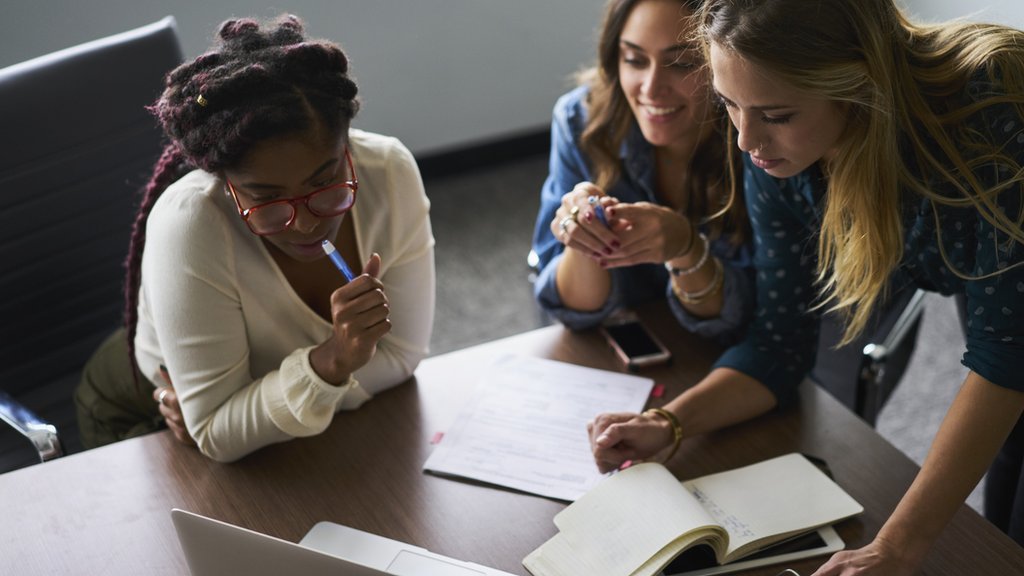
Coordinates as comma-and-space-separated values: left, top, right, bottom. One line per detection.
531, 0, 752, 344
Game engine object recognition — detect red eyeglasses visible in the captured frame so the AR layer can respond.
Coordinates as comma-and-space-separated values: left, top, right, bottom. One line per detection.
226, 147, 358, 236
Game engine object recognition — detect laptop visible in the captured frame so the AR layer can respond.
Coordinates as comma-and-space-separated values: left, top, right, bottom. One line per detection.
171, 509, 517, 576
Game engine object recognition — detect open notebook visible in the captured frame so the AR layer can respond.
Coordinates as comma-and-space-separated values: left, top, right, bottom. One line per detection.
524, 453, 862, 576
171, 509, 516, 576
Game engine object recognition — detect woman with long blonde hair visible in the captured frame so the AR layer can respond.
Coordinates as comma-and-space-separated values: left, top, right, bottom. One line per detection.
587, 1, 1024, 573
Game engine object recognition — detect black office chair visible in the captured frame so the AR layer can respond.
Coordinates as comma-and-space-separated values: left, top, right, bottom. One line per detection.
0, 17, 183, 472
812, 286, 927, 426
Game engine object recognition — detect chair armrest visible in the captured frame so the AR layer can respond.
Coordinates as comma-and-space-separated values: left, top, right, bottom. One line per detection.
857, 288, 928, 425
0, 389, 64, 463
863, 288, 928, 362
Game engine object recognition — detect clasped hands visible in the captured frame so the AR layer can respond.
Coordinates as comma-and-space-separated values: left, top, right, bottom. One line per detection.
551, 182, 693, 268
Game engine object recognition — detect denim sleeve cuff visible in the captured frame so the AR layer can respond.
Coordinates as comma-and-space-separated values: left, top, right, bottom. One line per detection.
666, 264, 754, 346
534, 252, 619, 330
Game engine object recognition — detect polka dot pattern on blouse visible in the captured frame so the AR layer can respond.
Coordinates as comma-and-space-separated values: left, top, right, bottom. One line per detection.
713, 77, 1024, 404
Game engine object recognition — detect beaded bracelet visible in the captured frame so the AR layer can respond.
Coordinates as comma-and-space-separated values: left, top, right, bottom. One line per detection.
665, 232, 709, 276
673, 257, 724, 305
643, 408, 683, 463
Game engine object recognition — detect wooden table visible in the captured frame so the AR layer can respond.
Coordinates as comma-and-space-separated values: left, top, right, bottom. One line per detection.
2, 302, 1022, 575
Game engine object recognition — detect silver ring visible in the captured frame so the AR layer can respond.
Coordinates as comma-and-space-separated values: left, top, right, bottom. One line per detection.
588, 195, 599, 206
157, 388, 170, 407
559, 215, 573, 234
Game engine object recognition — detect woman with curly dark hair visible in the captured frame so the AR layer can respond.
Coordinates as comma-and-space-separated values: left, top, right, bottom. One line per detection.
76, 15, 435, 462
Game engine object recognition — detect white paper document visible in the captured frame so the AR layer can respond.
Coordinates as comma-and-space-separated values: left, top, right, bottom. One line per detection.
423, 355, 654, 501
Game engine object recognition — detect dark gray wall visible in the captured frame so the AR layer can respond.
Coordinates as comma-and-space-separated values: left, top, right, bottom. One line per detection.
7, 2, 1022, 156
2, 1, 598, 156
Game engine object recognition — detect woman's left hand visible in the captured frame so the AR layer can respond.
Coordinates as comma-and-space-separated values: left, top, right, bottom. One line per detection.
601, 202, 693, 267
153, 368, 196, 447
810, 538, 919, 576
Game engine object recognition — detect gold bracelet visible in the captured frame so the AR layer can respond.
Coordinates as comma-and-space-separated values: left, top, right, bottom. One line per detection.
673, 258, 723, 305
643, 408, 683, 463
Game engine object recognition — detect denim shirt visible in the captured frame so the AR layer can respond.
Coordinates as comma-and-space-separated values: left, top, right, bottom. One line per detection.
715, 76, 1024, 406
531, 86, 755, 344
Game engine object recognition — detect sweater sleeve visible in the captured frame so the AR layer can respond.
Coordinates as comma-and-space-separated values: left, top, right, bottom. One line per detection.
351, 137, 435, 394
137, 175, 375, 462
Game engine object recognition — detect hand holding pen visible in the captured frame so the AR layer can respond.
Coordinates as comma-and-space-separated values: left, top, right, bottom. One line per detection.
308, 241, 392, 385
553, 182, 622, 260
322, 239, 356, 281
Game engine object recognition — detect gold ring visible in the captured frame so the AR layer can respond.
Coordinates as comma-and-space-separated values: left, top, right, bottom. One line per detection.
157, 388, 170, 407
570, 205, 580, 223
559, 215, 573, 234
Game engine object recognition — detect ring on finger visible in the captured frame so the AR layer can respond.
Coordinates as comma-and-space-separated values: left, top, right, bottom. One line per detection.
559, 215, 574, 234
570, 205, 580, 223
157, 387, 170, 407
587, 195, 600, 206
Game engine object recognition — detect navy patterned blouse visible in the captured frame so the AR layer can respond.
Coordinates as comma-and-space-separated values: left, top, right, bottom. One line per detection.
714, 75, 1024, 406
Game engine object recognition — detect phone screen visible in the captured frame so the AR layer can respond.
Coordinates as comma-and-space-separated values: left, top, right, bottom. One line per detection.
604, 322, 663, 358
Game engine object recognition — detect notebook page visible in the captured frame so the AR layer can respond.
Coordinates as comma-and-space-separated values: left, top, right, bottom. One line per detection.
681, 453, 863, 561
537, 463, 722, 576
423, 355, 653, 501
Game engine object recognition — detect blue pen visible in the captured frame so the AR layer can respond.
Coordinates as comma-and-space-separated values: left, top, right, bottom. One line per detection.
588, 195, 610, 228
321, 239, 355, 281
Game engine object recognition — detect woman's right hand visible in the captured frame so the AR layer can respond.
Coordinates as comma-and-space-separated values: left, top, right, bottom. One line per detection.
311, 253, 391, 384
550, 182, 621, 259
810, 537, 920, 576
587, 411, 675, 473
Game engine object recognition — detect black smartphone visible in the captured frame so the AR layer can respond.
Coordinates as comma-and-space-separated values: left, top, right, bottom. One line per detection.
600, 316, 672, 370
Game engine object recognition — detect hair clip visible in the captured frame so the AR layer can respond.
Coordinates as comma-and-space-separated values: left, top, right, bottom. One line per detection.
196, 94, 209, 107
